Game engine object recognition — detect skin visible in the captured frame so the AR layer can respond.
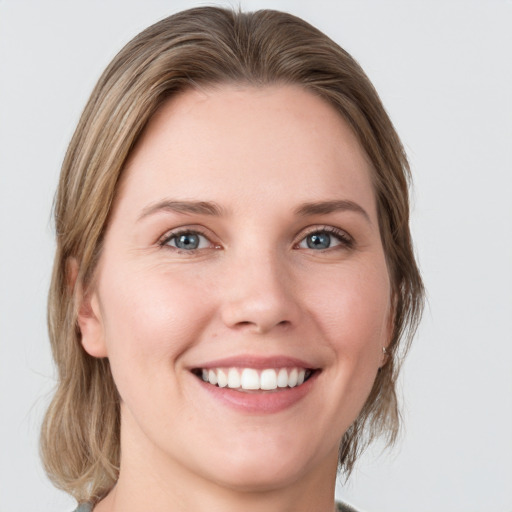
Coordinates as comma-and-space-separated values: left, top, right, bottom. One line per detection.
78, 85, 392, 512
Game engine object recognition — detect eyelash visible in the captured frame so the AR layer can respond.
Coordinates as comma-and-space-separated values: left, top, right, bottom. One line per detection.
158, 228, 216, 253
158, 225, 354, 253
296, 225, 354, 250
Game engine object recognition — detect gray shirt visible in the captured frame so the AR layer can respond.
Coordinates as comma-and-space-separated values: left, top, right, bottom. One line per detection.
73, 502, 359, 511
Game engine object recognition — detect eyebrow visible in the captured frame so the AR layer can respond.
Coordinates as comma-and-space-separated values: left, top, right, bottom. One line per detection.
294, 200, 371, 223
138, 198, 371, 223
138, 200, 225, 220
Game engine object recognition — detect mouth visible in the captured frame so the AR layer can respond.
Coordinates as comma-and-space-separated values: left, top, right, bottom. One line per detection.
192, 366, 316, 392
190, 356, 320, 413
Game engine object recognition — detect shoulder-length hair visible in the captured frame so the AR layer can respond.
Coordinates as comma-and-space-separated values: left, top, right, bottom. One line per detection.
41, 6, 424, 503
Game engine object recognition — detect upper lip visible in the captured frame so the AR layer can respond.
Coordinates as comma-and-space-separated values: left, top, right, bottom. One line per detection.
191, 355, 317, 370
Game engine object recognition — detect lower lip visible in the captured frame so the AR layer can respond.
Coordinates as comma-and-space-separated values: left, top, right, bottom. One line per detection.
195, 372, 318, 414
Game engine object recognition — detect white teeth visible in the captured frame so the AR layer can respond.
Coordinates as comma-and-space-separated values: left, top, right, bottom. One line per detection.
277, 368, 288, 388
199, 367, 310, 391
260, 369, 277, 390
227, 368, 241, 388
241, 369, 259, 390
217, 368, 228, 388
208, 369, 218, 386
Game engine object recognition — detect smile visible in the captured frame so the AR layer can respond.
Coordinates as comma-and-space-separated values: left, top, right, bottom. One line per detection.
197, 367, 313, 391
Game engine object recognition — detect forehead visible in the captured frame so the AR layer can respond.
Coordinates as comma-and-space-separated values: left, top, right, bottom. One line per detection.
117, 84, 376, 218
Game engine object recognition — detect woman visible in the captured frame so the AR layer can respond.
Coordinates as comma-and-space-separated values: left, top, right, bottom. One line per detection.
41, 7, 424, 512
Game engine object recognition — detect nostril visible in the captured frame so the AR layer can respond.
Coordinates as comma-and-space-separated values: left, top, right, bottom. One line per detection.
232, 318, 292, 333
233, 321, 253, 330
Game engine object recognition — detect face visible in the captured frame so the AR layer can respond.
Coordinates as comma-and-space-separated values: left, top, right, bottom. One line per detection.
79, 85, 392, 492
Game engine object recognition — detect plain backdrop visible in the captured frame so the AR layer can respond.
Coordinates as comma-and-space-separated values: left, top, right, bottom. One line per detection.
1, 1, 511, 511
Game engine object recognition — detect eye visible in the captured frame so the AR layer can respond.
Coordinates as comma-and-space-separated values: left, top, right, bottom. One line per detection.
297, 227, 353, 250
161, 230, 213, 251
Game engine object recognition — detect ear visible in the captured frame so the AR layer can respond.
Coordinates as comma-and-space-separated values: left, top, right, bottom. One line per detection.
68, 258, 108, 358
381, 292, 396, 368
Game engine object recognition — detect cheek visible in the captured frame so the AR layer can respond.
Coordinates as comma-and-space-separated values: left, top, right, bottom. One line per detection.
97, 264, 212, 383
304, 260, 391, 362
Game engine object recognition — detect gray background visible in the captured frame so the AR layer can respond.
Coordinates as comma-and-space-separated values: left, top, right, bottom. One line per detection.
1, 1, 511, 511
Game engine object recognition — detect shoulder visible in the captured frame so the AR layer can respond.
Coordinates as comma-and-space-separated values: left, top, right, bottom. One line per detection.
337, 501, 363, 512
72, 504, 93, 512
73, 502, 357, 511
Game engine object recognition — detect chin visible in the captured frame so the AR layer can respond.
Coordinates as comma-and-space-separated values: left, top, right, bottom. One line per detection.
192, 436, 331, 494
208, 456, 310, 493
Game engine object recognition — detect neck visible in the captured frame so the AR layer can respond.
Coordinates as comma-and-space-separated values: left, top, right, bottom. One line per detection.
94, 413, 339, 512
97, 474, 338, 512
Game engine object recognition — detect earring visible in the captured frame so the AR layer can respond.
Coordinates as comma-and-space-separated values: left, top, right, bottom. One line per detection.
382, 347, 389, 355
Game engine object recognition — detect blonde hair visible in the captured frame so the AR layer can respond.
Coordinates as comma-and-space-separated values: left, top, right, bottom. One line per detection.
41, 6, 424, 503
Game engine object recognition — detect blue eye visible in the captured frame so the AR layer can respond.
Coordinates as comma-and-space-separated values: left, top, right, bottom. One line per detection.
306, 232, 331, 249
164, 231, 210, 250
298, 228, 352, 250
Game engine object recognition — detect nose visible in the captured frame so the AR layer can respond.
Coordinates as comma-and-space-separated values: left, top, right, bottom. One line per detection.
219, 251, 300, 334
